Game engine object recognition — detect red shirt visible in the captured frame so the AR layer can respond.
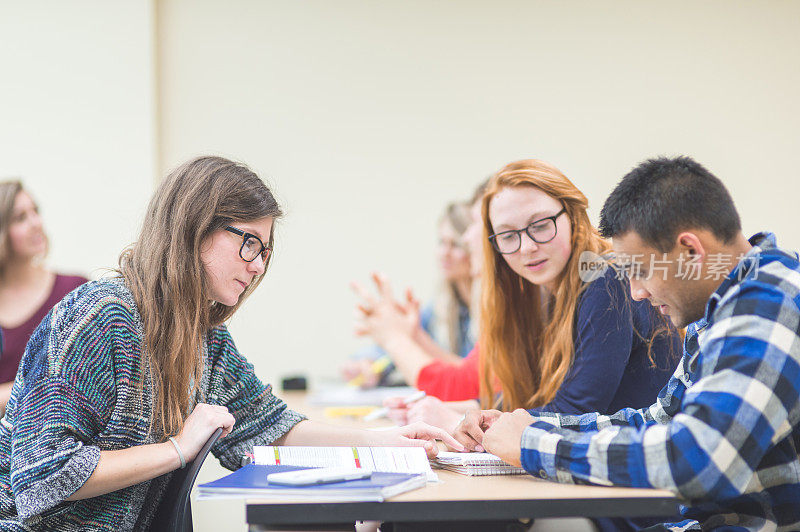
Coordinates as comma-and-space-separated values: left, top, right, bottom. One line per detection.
0, 273, 88, 383
416, 345, 481, 401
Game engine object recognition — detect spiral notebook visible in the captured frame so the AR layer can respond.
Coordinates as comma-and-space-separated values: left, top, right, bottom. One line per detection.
431, 452, 527, 476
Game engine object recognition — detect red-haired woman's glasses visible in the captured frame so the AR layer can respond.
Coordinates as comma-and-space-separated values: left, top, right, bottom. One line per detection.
488, 209, 566, 254
225, 226, 272, 263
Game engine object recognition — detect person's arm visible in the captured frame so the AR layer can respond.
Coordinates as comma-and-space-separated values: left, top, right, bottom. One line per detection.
203, 326, 463, 465
351, 274, 440, 385
451, 357, 689, 451
385, 396, 480, 432
380, 332, 442, 387
499, 285, 800, 503
412, 328, 463, 364
415, 346, 481, 401
0, 381, 12, 415
8, 297, 134, 520
67, 403, 235, 500
273, 418, 464, 457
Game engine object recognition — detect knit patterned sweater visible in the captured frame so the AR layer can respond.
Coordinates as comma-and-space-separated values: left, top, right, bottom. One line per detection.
0, 278, 305, 531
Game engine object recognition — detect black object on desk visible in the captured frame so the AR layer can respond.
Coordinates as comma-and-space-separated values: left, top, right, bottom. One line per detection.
282, 375, 308, 391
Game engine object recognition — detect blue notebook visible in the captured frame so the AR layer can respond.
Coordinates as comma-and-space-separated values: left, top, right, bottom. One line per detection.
197, 464, 426, 502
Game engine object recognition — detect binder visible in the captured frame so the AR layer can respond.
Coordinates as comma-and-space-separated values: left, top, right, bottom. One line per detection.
197, 464, 427, 501
431, 452, 527, 476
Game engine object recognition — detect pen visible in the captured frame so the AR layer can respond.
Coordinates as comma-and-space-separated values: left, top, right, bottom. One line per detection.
362, 390, 426, 421
347, 355, 393, 387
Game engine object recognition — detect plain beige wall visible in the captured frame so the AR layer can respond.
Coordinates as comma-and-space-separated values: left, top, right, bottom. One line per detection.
157, 2, 799, 524
0, 1, 157, 276
158, 0, 800, 389
4, 2, 800, 531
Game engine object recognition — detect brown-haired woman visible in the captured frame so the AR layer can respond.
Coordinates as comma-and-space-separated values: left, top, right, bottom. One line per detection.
0, 181, 87, 413
0, 157, 459, 531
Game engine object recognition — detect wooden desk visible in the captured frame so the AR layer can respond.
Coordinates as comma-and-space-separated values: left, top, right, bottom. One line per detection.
246, 391, 680, 530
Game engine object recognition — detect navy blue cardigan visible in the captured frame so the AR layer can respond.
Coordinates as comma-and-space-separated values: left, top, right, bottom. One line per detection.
529, 268, 680, 415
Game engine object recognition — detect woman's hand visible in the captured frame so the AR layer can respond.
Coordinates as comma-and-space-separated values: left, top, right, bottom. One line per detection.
339, 358, 381, 388
377, 421, 465, 459
482, 409, 536, 467
174, 403, 236, 462
351, 273, 420, 347
384, 396, 464, 433
450, 408, 503, 452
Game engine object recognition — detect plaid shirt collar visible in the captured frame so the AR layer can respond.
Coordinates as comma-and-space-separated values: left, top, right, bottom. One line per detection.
701, 231, 778, 325
685, 232, 780, 374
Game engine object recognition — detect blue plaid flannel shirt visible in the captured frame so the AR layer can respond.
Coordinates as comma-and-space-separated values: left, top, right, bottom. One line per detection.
519, 233, 800, 531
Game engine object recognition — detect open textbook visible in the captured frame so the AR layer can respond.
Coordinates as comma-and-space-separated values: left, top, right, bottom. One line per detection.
254, 445, 439, 482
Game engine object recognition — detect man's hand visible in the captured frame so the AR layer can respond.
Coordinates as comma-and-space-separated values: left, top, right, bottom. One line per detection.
451, 409, 503, 452
481, 409, 535, 467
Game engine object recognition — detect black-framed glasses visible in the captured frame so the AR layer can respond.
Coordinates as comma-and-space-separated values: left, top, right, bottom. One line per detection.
488, 208, 566, 254
225, 226, 272, 263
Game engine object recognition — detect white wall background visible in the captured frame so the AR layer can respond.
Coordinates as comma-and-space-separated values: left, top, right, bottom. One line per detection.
0, 1, 157, 277
4, 1, 800, 531
158, 0, 800, 389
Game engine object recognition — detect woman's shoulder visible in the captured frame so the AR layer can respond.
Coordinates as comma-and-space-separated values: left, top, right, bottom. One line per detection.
52, 277, 140, 327
53, 272, 90, 290
20, 278, 143, 384
580, 267, 629, 308
48, 272, 91, 302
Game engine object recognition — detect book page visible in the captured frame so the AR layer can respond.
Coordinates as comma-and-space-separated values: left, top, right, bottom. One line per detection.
254, 446, 438, 482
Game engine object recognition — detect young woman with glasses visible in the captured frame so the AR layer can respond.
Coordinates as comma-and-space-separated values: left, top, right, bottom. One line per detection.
0, 156, 459, 531
379, 159, 681, 435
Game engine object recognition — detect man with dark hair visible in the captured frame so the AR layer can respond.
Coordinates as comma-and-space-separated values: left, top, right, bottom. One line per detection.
453, 156, 800, 531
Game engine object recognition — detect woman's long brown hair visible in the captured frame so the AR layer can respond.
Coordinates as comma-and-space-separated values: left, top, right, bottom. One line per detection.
118, 156, 281, 438
478, 160, 611, 410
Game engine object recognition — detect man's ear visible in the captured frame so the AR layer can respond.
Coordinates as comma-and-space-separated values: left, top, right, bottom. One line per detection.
676, 231, 706, 261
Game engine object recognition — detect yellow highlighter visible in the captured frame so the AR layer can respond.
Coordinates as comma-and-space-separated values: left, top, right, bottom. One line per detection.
324, 406, 378, 418
347, 355, 393, 387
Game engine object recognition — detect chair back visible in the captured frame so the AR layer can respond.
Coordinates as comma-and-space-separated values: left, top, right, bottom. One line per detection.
150, 427, 224, 532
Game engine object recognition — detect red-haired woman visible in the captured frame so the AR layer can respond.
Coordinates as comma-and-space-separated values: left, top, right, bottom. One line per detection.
357, 160, 680, 435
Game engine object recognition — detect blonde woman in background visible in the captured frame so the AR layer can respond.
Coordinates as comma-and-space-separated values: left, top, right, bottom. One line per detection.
343, 201, 477, 387
0, 181, 87, 413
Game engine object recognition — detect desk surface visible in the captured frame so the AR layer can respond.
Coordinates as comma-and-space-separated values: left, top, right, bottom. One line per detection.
246, 390, 680, 527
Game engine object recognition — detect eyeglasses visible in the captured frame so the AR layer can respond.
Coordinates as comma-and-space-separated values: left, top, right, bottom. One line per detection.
488, 208, 566, 254
225, 226, 272, 263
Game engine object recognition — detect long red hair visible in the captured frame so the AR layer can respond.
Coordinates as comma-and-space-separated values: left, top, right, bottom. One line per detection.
479, 160, 610, 410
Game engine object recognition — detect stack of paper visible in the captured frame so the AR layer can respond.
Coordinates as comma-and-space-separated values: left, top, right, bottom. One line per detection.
431, 452, 527, 476
254, 445, 439, 482
197, 464, 426, 502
